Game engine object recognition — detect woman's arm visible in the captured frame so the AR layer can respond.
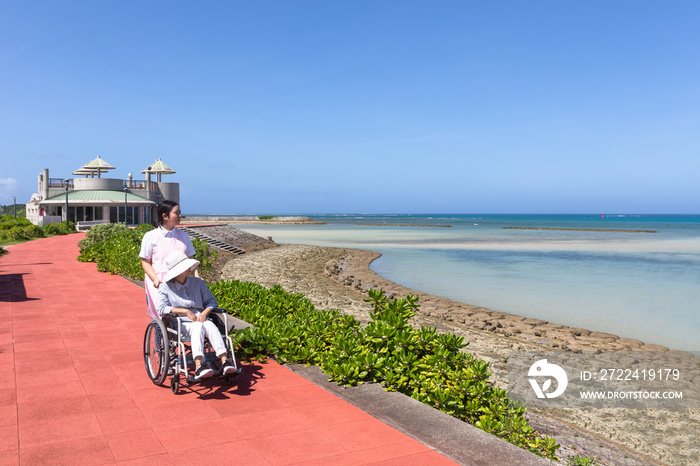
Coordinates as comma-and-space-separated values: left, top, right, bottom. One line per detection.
141, 258, 161, 288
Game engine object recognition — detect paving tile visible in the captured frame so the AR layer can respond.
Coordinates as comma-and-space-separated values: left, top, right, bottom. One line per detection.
0, 404, 17, 427
287, 399, 373, 427
106, 428, 167, 462
15, 379, 85, 404
319, 418, 415, 452
0, 358, 14, 375
268, 382, 339, 408
96, 407, 151, 435
116, 371, 161, 392
79, 371, 124, 395
139, 399, 221, 429
88, 390, 139, 413
18, 412, 103, 447
152, 416, 241, 453
214, 407, 316, 441
0, 388, 17, 406
207, 388, 286, 417
109, 360, 146, 378
253, 428, 348, 465
365, 450, 460, 465
14, 365, 80, 386
18, 395, 94, 422
115, 452, 174, 466
14, 352, 73, 373
20, 435, 114, 465
0, 424, 18, 453
127, 386, 179, 408
347, 439, 434, 464
0, 448, 18, 466
13, 339, 66, 355
173, 440, 272, 466
247, 362, 312, 390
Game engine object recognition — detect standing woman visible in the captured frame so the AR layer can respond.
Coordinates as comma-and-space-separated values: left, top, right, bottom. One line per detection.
140, 200, 198, 319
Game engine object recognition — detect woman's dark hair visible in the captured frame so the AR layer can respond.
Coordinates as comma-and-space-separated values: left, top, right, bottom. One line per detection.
157, 200, 179, 226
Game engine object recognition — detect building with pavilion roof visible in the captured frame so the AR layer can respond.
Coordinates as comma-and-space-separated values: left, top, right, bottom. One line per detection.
25, 157, 180, 228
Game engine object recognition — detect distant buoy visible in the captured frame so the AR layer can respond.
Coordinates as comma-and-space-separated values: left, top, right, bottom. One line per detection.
601, 214, 604, 219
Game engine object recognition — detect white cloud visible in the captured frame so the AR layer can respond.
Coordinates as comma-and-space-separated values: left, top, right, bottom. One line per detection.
0, 177, 20, 198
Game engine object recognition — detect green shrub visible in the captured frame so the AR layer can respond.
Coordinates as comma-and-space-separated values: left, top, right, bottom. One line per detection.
192, 237, 217, 275
9, 226, 29, 241
78, 223, 132, 251
0, 217, 31, 230
567, 456, 601, 466
210, 282, 560, 461
78, 224, 216, 282
92, 230, 145, 279
24, 224, 45, 238
43, 223, 60, 235
133, 223, 155, 238
44, 222, 76, 236
0, 246, 7, 256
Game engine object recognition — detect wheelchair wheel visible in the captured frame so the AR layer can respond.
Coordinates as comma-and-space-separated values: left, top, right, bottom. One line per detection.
171, 374, 180, 394
144, 319, 170, 386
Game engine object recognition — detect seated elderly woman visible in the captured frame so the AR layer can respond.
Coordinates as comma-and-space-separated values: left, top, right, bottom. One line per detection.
156, 250, 236, 380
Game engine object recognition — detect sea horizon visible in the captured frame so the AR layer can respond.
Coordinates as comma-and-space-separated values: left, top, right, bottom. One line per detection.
199, 213, 699, 353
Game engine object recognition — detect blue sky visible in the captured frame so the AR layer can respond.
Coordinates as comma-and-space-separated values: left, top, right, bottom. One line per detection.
1, 1, 698, 214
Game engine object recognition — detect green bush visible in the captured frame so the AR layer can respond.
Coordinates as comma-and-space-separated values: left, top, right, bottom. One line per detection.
0, 217, 31, 230
78, 223, 132, 251
9, 226, 29, 241
567, 456, 601, 466
78, 224, 217, 282
0, 219, 44, 241
92, 230, 145, 279
210, 282, 560, 461
43, 222, 76, 236
192, 237, 217, 275
0, 246, 7, 256
24, 224, 45, 239
133, 223, 155, 237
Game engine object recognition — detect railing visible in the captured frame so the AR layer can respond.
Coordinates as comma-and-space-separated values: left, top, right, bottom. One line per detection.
50, 178, 158, 190
123, 180, 148, 190
49, 178, 73, 188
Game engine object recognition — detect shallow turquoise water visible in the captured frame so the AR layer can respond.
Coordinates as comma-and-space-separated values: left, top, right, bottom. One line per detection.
234, 214, 700, 352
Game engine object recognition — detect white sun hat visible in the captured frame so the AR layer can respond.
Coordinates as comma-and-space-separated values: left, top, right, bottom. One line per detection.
163, 250, 200, 282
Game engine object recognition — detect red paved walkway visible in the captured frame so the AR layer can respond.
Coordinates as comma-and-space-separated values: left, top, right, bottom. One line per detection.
0, 234, 458, 465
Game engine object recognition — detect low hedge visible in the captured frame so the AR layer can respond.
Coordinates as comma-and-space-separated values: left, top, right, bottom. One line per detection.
0, 215, 74, 243
77, 223, 217, 280
210, 281, 560, 460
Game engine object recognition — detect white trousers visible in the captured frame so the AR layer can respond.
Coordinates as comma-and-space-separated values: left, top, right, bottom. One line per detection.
180, 318, 227, 360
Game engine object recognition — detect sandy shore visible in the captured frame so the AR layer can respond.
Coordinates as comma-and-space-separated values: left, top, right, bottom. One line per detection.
214, 242, 698, 465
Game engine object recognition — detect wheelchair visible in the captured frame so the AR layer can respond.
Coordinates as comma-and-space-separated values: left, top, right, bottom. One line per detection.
143, 309, 242, 394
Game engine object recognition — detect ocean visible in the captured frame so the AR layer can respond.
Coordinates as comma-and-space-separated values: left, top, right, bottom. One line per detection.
231, 214, 700, 353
